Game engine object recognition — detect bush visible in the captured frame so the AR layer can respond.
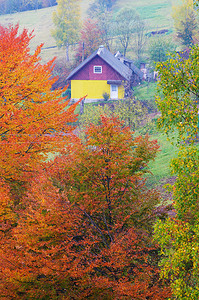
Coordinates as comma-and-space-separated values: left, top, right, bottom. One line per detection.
102, 92, 110, 101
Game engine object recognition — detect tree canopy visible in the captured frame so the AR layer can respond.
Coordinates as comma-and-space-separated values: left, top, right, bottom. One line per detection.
52, 0, 81, 61
0, 115, 171, 299
0, 24, 79, 183
156, 45, 199, 142
75, 19, 103, 63
172, 0, 198, 46
148, 37, 176, 65
114, 8, 138, 56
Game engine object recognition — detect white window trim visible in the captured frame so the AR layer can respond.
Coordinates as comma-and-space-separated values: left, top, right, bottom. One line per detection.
93, 66, 102, 74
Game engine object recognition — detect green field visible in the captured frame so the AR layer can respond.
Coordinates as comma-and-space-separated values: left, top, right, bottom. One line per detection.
0, 0, 175, 62
146, 131, 178, 185
114, 0, 173, 30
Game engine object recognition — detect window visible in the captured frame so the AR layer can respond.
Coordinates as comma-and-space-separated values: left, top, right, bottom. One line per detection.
94, 66, 102, 73
111, 85, 117, 91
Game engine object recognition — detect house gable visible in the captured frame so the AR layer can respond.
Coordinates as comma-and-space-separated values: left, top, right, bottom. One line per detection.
69, 56, 126, 81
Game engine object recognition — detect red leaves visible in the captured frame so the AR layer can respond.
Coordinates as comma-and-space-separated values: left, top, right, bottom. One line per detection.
75, 19, 104, 62
0, 115, 170, 298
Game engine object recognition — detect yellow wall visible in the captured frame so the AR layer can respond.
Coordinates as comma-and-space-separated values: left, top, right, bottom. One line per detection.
118, 85, 124, 99
71, 80, 124, 100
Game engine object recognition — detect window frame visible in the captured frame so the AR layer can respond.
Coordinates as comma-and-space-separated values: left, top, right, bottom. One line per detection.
93, 66, 102, 74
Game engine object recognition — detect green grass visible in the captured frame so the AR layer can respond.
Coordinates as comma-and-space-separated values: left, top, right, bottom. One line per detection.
0, 0, 174, 63
114, 0, 173, 30
133, 82, 158, 111
134, 82, 157, 99
146, 131, 178, 186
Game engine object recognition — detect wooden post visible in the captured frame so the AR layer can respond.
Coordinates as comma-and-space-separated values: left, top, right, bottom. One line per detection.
80, 98, 85, 115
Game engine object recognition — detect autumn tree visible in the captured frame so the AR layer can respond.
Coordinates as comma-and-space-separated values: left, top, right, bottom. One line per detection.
75, 19, 103, 63
0, 24, 78, 184
52, 0, 81, 61
154, 38, 199, 299
154, 146, 199, 299
0, 23, 78, 221
172, 0, 198, 46
156, 44, 199, 142
0, 115, 171, 299
0, 23, 82, 299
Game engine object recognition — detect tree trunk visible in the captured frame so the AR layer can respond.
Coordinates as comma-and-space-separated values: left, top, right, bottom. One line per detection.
82, 42, 85, 62
66, 43, 69, 62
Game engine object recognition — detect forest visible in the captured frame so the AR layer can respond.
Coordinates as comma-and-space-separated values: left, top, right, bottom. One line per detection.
0, 0, 199, 299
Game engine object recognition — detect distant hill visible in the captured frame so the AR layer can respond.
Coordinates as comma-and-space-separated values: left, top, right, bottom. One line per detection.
0, 0, 174, 62
0, 0, 57, 15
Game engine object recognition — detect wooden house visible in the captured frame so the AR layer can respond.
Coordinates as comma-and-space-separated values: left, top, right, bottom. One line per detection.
67, 46, 143, 102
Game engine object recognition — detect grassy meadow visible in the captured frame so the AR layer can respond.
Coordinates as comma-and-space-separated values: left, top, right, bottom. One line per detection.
114, 0, 173, 30
0, 0, 174, 62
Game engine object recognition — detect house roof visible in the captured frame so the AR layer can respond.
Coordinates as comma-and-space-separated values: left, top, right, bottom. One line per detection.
115, 51, 143, 79
66, 46, 133, 81
126, 60, 143, 79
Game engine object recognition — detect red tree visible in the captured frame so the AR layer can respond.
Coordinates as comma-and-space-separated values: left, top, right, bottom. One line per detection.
76, 19, 104, 63
0, 116, 171, 299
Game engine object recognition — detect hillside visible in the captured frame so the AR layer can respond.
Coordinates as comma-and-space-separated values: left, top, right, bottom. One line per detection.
0, 0, 174, 62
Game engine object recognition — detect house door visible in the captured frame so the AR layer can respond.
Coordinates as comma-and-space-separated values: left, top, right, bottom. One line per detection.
110, 84, 118, 99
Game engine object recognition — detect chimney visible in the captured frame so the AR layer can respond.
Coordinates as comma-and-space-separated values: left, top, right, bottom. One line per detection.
97, 45, 104, 55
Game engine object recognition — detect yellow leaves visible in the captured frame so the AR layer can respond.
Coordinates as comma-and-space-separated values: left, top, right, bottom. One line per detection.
52, 0, 81, 47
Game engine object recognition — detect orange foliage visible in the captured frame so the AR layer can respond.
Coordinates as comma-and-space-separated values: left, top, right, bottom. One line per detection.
0, 24, 78, 182
0, 116, 171, 299
0, 24, 80, 298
